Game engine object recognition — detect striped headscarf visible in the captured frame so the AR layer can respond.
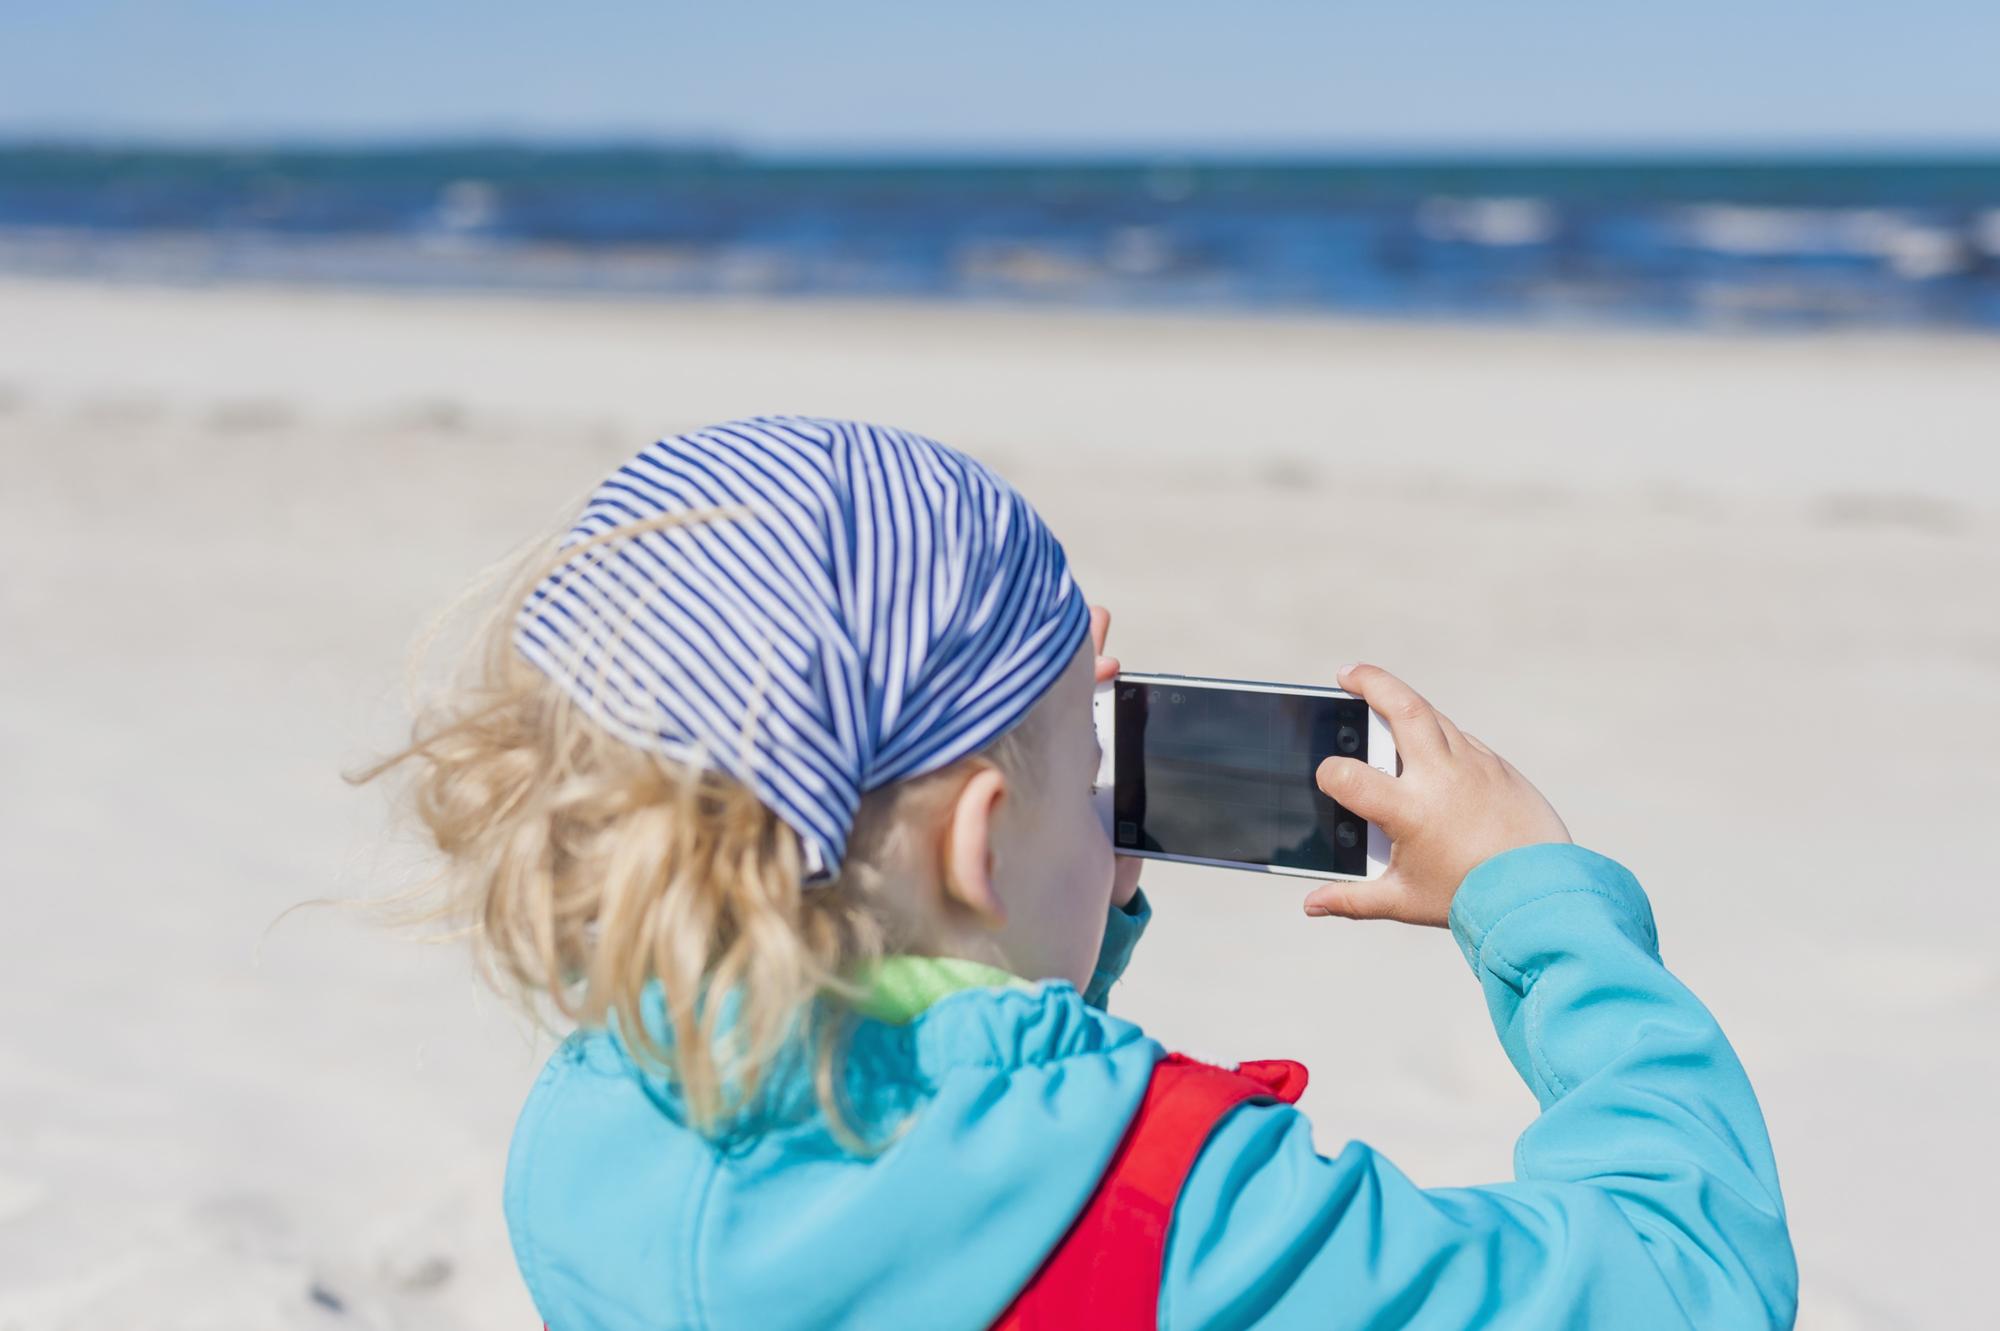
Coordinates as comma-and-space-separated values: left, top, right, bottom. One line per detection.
514, 416, 1091, 881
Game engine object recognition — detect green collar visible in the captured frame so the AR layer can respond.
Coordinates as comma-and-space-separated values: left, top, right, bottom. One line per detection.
852, 955, 1030, 1024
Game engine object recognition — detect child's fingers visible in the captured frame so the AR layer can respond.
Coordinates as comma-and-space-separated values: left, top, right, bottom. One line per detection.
1434, 709, 1470, 754
1302, 872, 1404, 921
1337, 663, 1448, 762
1315, 755, 1405, 833
1110, 853, 1144, 908
1089, 605, 1118, 681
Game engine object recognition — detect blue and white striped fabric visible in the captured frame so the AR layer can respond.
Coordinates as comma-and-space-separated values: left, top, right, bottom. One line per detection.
514, 416, 1091, 881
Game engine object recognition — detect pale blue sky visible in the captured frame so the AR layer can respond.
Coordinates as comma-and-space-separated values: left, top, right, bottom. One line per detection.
6, 1, 1998, 151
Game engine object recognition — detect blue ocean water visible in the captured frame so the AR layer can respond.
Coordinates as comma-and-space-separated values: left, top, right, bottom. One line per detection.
3, 144, 1998, 330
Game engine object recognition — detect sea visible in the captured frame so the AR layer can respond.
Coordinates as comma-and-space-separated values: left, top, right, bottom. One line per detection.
4, 144, 1998, 331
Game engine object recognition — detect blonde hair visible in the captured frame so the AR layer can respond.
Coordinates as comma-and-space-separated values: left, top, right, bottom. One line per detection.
355, 509, 1046, 1146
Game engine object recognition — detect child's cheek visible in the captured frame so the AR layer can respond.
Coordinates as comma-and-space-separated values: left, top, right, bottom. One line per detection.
1077, 794, 1115, 905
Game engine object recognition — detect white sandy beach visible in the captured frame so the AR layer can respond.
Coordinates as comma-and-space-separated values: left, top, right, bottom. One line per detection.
2, 276, 1996, 1330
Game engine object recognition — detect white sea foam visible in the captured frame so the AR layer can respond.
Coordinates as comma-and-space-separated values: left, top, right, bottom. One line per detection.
1678, 203, 1971, 278
1875, 223, 1965, 280
432, 179, 500, 233
1416, 196, 1557, 247
1680, 204, 1863, 256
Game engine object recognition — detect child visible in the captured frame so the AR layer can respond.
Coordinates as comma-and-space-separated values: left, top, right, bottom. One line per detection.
368, 417, 1795, 1330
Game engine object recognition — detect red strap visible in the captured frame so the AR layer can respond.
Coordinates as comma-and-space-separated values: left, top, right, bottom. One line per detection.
992, 1054, 1308, 1331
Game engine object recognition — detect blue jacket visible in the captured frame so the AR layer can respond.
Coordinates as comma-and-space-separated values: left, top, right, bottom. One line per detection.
504, 844, 1797, 1329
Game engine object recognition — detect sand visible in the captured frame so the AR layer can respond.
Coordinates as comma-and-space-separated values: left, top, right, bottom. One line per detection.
1, 276, 1995, 1329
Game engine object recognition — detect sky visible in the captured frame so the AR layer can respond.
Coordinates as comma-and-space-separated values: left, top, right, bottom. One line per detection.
6, 1, 1999, 153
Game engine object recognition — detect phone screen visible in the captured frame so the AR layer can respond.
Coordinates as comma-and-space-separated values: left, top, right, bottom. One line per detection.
1113, 679, 1369, 877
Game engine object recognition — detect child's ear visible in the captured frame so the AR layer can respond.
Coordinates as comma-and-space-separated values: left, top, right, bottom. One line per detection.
941, 764, 1008, 929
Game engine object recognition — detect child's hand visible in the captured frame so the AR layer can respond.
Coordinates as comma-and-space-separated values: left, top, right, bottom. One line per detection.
1090, 605, 1144, 910
1303, 664, 1569, 928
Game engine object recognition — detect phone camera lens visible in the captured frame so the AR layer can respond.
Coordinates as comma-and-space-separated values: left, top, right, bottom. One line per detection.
1335, 821, 1360, 850
1336, 723, 1361, 755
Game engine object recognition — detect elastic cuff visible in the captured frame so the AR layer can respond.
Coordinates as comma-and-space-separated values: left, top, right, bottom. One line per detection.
1449, 843, 1657, 975
1094, 887, 1152, 981
1084, 889, 1153, 1009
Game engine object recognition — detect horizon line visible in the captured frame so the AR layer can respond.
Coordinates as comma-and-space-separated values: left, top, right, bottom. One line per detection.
5, 132, 2000, 165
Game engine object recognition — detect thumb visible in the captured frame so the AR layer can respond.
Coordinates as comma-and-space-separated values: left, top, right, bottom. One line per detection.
1301, 870, 1406, 922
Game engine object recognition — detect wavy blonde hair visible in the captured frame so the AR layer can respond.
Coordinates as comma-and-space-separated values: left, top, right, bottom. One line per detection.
355, 508, 1044, 1146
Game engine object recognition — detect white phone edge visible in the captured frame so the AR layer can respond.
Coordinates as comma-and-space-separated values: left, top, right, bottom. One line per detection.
1092, 672, 1396, 882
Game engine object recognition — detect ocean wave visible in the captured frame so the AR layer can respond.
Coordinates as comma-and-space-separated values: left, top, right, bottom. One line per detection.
1675, 204, 1979, 279
1415, 196, 1559, 247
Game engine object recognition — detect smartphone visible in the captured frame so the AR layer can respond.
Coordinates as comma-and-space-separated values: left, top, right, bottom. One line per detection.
1092, 672, 1396, 881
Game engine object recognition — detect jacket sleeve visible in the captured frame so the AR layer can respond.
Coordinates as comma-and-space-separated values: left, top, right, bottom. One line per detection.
1160, 844, 1796, 1330
1083, 888, 1153, 1010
